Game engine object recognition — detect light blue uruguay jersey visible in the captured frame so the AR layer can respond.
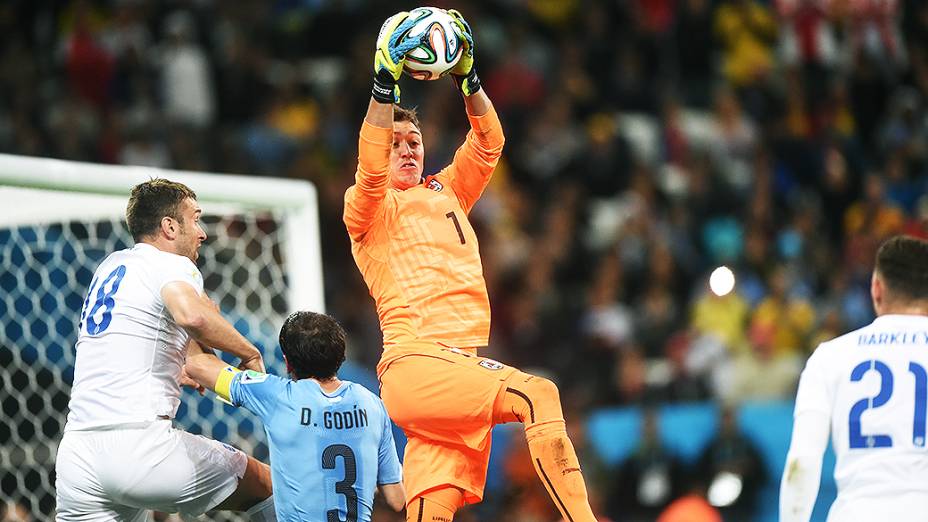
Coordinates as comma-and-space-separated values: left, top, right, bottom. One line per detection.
229, 371, 402, 521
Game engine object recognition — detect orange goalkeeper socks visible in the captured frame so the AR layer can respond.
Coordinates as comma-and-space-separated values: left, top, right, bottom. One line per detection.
494, 371, 597, 522
525, 420, 597, 522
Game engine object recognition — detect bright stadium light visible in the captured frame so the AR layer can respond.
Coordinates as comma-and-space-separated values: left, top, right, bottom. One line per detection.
708, 471, 744, 507
709, 265, 736, 297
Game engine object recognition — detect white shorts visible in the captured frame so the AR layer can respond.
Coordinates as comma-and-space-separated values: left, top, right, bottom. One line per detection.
55, 420, 248, 521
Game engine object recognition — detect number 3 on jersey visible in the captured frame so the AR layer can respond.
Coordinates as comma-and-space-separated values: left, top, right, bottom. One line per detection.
322, 444, 358, 522
79, 265, 127, 335
849, 359, 928, 449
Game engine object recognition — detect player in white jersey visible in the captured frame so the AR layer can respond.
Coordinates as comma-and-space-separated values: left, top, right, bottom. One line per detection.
780, 235, 928, 522
55, 179, 277, 521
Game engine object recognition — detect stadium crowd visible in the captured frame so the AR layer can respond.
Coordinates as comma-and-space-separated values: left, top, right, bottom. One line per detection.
2, 0, 928, 520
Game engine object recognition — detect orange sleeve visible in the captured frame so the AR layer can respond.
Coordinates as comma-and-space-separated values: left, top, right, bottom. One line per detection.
344, 121, 393, 242
441, 105, 505, 215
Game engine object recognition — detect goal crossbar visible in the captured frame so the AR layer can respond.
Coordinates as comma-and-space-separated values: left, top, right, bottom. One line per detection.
0, 153, 324, 312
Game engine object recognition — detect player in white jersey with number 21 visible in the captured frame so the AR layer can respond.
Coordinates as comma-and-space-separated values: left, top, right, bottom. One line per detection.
781, 235, 928, 521
55, 179, 276, 521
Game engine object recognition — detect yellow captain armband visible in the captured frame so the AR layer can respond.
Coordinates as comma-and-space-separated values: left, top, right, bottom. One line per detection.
215, 365, 242, 403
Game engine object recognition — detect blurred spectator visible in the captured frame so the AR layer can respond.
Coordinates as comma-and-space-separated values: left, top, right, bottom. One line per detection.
849, 52, 892, 148
750, 265, 816, 356
690, 286, 750, 356
564, 412, 615, 522
672, 0, 715, 107
778, 0, 840, 71
714, 0, 778, 88
62, 0, 115, 110
611, 347, 662, 406
696, 407, 766, 520
579, 251, 633, 372
119, 125, 171, 168
844, 173, 906, 239
608, 410, 688, 522
846, 0, 906, 72
719, 317, 804, 403
158, 10, 214, 128
516, 93, 583, 188
579, 113, 634, 198
654, 331, 712, 403
879, 88, 927, 171
708, 87, 758, 192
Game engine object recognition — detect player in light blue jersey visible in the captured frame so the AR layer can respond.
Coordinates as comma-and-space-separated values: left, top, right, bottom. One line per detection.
781, 235, 928, 522
186, 311, 405, 521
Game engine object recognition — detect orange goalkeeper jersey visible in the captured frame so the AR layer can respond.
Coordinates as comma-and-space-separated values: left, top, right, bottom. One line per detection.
344, 107, 505, 358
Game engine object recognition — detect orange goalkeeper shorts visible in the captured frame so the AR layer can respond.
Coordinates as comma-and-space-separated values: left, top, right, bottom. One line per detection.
378, 343, 517, 505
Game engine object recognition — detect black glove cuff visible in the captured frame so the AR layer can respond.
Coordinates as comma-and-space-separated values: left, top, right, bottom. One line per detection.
453, 68, 481, 96
372, 70, 396, 104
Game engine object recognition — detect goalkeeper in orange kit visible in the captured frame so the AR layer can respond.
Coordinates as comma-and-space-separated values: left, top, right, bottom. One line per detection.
343, 9, 598, 522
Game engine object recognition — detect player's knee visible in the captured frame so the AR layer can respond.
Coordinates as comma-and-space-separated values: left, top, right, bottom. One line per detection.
219, 457, 272, 511
524, 375, 560, 406
507, 374, 563, 425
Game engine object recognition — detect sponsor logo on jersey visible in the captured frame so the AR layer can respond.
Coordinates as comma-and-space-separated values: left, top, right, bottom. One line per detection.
426, 178, 443, 192
479, 359, 504, 371
241, 370, 268, 384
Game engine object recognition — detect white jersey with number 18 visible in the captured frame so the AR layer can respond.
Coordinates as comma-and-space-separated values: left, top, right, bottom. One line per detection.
795, 314, 928, 520
65, 243, 204, 432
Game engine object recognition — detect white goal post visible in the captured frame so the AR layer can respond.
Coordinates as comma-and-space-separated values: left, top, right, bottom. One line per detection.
0, 153, 324, 313
0, 153, 324, 519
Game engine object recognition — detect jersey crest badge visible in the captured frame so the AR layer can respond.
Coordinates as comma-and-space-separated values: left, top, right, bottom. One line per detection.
426, 178, 443, 192
241, 370, 268, 384
479, 359, 504, 371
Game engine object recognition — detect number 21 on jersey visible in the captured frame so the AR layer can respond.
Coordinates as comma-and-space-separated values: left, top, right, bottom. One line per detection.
79, 265, 127, 335
849, 359, 928, 449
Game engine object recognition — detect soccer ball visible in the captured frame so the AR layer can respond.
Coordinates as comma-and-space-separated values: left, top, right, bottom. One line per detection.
402, 7, 463, 81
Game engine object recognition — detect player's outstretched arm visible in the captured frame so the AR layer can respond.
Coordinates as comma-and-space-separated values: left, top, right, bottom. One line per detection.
440, 10, 503, 214
346, 11, 426, 241
378, 483, 405, 512
162, 281, 264, 372
185, 341, 243, 403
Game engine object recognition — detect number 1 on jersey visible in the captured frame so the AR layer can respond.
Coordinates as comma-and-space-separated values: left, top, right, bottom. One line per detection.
446, 211, 465, 244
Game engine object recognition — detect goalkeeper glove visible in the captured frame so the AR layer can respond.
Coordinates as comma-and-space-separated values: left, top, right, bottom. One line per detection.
447, 9, 481, 96
372, 12, 424, 104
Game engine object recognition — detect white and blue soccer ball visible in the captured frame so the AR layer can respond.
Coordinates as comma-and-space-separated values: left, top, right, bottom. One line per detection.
402, 7, 463, 81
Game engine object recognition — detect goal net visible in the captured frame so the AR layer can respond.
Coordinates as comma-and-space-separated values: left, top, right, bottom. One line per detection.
0, 154, 323, 520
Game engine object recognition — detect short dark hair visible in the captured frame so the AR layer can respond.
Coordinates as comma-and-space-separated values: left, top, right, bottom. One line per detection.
394, 106, 420, 129
279, 311, 346, 380
876, 235, 928, 301
126, 179, 197, 241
